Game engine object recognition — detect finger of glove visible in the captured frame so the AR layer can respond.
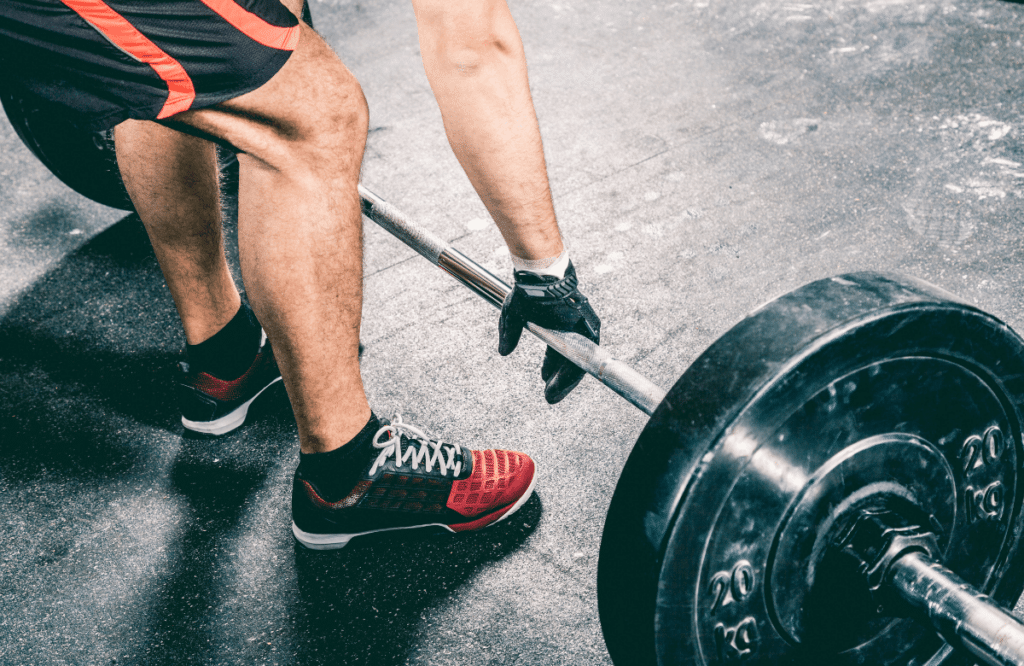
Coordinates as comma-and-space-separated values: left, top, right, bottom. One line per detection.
498, 294, 526, 356
540, 307, 599, 399
541, 347, 566, 382
544, 356, 586, 404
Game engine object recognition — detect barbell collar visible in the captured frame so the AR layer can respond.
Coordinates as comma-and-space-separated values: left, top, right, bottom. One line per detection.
358, 184, 668, 416
888, 551, 1024, 666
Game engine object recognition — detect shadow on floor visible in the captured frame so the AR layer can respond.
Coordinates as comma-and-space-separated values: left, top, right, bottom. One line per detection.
129, 437, 293, 666
0, 206, 541, 665
292, 494, 542, 666
0, 213, 292, 475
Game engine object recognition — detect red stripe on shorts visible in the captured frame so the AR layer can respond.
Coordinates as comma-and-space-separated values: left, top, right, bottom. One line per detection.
199, 0, 300, 50
60, 0, 196, 119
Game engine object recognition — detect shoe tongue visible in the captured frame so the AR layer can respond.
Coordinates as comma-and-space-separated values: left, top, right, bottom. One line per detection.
391, 433, 471, 477
456, 448, 473, 479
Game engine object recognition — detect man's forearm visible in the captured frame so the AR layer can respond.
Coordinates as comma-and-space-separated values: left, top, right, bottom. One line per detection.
413, 0, 563, 261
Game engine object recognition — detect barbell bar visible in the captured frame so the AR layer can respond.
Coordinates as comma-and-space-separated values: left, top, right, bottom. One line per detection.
358, 185, 667, 416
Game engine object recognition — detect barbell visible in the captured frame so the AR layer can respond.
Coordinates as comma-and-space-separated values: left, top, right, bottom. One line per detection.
6, 67, 1024, 666
364, 195, 1024, 666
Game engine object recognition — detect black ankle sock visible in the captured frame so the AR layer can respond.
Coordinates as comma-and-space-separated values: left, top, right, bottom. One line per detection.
298, 413, 381, 501
186, 302, 261, 380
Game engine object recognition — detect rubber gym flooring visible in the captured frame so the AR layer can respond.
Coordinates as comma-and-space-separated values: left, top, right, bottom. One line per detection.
4, 0, 1024, 663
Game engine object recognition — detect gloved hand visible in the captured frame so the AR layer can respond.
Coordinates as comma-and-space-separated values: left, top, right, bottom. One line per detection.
498, 261, 601, 404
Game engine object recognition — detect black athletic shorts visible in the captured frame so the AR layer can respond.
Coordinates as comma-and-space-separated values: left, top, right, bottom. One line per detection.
0, 0, 300, 131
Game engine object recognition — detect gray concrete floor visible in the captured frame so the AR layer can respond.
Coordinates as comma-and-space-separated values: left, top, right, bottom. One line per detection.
4, 0, 1024, 663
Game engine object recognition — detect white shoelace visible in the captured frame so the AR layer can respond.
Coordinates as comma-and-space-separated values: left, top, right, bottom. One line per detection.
369, 415, 464, 477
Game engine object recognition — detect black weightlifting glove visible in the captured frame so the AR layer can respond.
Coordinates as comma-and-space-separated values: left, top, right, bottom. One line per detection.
498, 261, 601, 404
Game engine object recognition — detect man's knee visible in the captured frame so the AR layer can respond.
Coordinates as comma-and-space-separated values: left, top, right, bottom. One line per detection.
200, 26, 369, 177
266, 30, 368, 161
411, 0, 521, 75
300, 71, 369, 163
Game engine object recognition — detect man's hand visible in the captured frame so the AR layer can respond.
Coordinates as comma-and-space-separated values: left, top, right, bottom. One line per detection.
498, 262, 601, 404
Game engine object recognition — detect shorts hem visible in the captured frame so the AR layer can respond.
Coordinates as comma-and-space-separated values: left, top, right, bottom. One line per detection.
73, 48, 295, 132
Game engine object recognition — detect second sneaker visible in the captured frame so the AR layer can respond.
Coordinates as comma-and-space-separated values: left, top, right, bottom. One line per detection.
292, 415, 537, 549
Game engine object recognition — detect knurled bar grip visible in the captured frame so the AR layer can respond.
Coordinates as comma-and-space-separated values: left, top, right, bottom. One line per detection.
358, 184, 669, 416
888, 551, 1024, 666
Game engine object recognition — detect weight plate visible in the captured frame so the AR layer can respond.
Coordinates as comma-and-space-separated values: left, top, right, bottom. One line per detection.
598, 272, 1024, 666
1, 85, 134, 210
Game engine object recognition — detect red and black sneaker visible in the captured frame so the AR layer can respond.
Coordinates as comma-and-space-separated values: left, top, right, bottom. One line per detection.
291, 415, 537, 549
177, 331, 283, 435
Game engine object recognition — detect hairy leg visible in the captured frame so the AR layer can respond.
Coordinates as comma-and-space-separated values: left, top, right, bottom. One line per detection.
412, 0, 563, 261
124, 23, 371, 452
114, 0, 310, 356
115, 121, 240, 344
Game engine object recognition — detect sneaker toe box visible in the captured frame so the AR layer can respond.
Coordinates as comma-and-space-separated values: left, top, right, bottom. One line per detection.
447, 449, 536, 518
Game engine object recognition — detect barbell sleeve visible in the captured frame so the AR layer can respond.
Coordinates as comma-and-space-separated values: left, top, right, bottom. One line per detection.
358, 184, 669, 416
887, 551, 1024, 666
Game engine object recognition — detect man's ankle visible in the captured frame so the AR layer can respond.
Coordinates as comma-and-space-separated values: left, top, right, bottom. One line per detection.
296, 413, 381, 501
185, 302, 262, 380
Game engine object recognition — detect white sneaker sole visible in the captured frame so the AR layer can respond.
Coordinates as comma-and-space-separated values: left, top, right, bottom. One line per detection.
292, 471, 538, 550
181, 376, 283, 436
